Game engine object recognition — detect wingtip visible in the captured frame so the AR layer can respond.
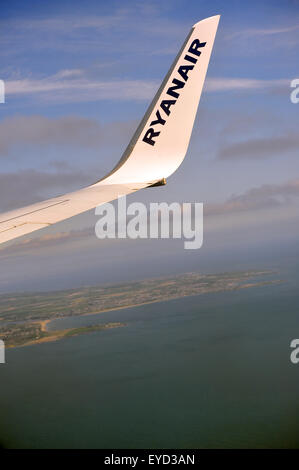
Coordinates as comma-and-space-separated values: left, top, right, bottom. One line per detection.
193, 15, 221, 28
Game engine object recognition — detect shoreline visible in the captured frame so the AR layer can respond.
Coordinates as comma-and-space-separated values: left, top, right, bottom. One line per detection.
4, 277, 283, 350
46, 278, 283, 330
8, 322, 126, 349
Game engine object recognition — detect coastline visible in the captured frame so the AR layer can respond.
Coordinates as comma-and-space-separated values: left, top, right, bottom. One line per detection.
46, 278, 283, 328
7, 322, 126, 349
3, 274, 283, 350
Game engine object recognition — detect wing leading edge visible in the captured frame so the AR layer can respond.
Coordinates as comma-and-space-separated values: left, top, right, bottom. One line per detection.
0, 15, 220, 245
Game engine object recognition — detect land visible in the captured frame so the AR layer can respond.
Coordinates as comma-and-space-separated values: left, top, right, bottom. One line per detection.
0, 270, 281, 348
3, 322, 125, 348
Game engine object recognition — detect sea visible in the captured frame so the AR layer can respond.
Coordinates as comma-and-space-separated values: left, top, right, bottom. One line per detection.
0, 254, 298, 448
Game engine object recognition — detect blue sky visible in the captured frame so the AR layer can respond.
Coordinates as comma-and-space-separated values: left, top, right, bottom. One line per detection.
0, 0, 298, 292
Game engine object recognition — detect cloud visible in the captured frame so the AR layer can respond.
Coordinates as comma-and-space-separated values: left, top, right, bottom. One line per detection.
205, 78, 290, 93
0, 115, 98, 155
0, 227, 93, 257
0, 175, 298, 257
15, 15, 124, 33
4, 68, 291, 105
0, 114, 139, 213
229, 24, 299, 39
0, 169, 92, 212
0, 7, 187, 57
220, 19, 299, 61
0, 114, 136, 157
224, 23, 299, 51
5, 70, 158, 104
0, 114, 139, 211
16, 11, 184, 38
206, 178, 299, 216
218, 133, 299, 160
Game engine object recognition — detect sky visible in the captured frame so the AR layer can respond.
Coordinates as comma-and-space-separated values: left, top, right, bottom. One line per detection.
0, 0, 298, 292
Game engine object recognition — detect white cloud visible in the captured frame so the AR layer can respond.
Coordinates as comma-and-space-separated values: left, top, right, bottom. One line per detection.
205, 77, 289, 92
0, 169, 92, 212
5, 71, 158, 103
4, 69, 291, 105
218, 133, 299, 160
228, 24, 299, 39
206, 178, 299, 216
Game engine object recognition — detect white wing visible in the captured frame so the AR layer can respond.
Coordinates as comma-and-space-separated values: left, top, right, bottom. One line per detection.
0, 15, 220, 245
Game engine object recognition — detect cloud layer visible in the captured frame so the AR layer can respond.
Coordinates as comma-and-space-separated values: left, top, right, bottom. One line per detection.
0, 114, 136, 157
206, 178, 299, 216
218, 133, 299, 160
4, 70, 291, 105
0, 169, 92, 211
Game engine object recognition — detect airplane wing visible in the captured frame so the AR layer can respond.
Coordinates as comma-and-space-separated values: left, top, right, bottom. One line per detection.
0, 15, 220, 245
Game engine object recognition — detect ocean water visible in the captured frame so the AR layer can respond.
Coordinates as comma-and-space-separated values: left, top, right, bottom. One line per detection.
0, 264, 298, 448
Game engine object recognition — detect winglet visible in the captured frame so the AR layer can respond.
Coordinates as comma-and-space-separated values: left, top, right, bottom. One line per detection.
101, 15, 220, 185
